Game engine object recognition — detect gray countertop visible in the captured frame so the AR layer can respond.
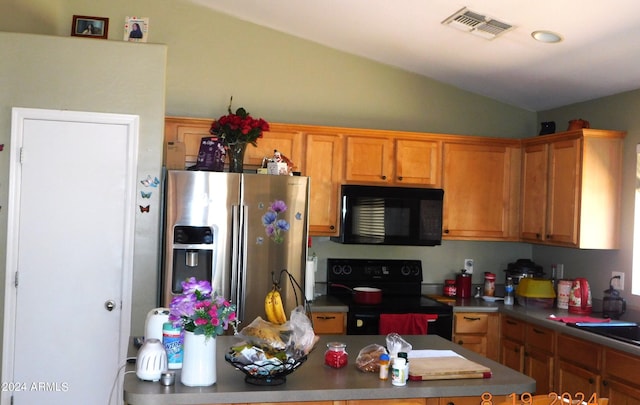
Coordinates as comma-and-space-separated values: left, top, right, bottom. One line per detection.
308, 295, 640, 357
123, 334, 535, 405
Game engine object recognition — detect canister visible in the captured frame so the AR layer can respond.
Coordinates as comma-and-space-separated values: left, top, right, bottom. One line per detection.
162, 322, 183, 369
324, 342, 348, 368
484, 272, 496, 296
557, 279, 572, 309
443, 279, 457, 297
456, 270, 472, 298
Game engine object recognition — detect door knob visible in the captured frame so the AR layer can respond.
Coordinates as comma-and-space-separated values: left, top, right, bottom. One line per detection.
105, 300, 116, 311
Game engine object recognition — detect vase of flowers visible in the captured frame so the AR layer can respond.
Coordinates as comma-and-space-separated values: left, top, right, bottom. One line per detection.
169, 277, 237, 386
210, 97, 270, 173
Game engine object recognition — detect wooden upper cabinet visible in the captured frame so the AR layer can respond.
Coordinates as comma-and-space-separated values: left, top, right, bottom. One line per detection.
520, 143, 549, 242
395, 137, 441, 187
344, 132, 441, 187
304, 132, 343, 236
344, 134, 394, 184
520, 129, 625, 249
165, 116, 212, 167
244, 125, 303, 171
441, 138, 521, 240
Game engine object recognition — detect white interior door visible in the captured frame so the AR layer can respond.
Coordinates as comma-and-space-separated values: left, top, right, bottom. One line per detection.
3, 108, 138, 405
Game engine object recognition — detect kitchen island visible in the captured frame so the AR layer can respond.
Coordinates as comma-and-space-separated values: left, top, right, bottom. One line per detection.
124, 334, 535, 405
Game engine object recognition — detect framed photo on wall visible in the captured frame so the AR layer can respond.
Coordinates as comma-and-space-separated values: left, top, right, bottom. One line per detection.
71, 15, 109, 39
124, 17, 149, 43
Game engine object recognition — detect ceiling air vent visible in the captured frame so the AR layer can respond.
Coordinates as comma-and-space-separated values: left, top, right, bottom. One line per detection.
442, 7, 514, 40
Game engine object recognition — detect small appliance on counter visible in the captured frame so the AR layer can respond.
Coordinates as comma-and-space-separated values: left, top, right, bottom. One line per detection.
503, 259, 544, 286
136, 338, 168, 381
568, 277, 592, 315
515, 278, 556, 309
145, 308, 170, 341
603, 276, 626, 319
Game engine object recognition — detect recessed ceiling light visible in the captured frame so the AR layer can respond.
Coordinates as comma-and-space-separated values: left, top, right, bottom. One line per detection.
531, 30, 562, 43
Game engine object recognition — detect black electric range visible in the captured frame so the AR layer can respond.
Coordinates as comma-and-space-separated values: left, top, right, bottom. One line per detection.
326, 258, 453, 340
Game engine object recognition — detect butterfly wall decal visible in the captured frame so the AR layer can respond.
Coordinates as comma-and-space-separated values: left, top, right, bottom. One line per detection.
141, 191, 152, 198
139, 205, 150, 213
140, 175, 160, 188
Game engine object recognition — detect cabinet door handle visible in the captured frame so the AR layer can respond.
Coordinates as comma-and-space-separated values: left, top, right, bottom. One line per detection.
329, 225, 335, 230
381, 175, 387, 180
444, 229, 450, 234
532, 328, 546, 335
506, 319, 518, 325
535, 233, 541, 239
588, 378, 594, 384
464, 316, 481, 321
602, 380, 609, 387
397, 176, 403, 181
317, 316, 336, 320
457, 340, 464, 345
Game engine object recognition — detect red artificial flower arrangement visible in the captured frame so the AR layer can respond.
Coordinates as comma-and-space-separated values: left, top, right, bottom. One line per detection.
210, 97, 270, 147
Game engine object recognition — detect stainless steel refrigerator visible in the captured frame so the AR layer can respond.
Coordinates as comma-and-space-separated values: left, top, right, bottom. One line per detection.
161, 170, 309, 326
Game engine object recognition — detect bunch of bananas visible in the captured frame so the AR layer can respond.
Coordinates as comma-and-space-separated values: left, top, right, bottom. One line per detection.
265, 285, 287, 325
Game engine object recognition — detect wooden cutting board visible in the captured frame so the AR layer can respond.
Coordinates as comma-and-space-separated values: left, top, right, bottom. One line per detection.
408, 356, 492, 381
424, 294, 456, 303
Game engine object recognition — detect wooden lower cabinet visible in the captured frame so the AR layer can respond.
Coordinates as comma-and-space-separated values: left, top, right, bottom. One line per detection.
311, 312, 346, 334
602, 348, 640, 403
347, 399, 425, 405
436, 397, 507, 405
453, 312, 500, 361
556, 334, 602, 397
500, 316, 554, 394
228, 397, 510, 405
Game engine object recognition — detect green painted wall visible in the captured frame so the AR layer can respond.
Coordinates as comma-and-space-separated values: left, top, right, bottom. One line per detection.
0, 33, 167, 348
0, 0, 535, 137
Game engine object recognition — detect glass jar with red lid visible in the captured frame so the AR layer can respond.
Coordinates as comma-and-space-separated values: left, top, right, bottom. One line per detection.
443, 279, 457, 297
324, 342, 348, 368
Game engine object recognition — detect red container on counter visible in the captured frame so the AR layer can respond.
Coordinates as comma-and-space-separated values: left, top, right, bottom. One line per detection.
325, 342, 348, 368
443, 279, 457, 297
456, 270, 472, 298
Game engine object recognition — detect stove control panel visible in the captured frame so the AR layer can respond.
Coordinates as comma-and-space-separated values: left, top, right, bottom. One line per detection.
327, 258, 422, 283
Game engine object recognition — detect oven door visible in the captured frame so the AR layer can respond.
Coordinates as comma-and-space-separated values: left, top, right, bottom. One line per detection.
347, 311, 379, 335
347, 311, 452, 340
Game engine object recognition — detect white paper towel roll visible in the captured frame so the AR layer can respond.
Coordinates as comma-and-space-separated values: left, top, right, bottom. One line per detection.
305, 259, 316, 301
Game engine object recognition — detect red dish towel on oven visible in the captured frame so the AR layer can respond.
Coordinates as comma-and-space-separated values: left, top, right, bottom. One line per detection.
379, 313, 438, 335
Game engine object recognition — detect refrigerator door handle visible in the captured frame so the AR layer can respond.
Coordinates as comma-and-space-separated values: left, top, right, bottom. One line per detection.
230, 204, 248, 321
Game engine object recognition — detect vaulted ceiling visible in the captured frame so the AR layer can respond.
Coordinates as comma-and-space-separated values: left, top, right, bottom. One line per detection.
190, 0, 640, 111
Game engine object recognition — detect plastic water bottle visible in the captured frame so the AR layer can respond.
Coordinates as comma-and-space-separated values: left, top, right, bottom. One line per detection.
504, 277, 514, 306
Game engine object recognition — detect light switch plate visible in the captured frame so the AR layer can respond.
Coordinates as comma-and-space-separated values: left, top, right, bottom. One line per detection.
464, 259, 474, 274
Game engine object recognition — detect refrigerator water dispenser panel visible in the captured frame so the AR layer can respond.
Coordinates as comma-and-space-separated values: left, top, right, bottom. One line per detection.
170, 225, 215, 294
174, 226, 214, 245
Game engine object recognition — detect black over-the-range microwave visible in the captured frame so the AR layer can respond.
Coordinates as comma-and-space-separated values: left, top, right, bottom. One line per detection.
331, 185, 444, 246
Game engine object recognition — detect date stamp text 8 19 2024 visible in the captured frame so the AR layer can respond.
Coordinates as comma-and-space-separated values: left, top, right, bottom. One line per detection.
2, 381, 69, 392
481, 392, 602, 404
